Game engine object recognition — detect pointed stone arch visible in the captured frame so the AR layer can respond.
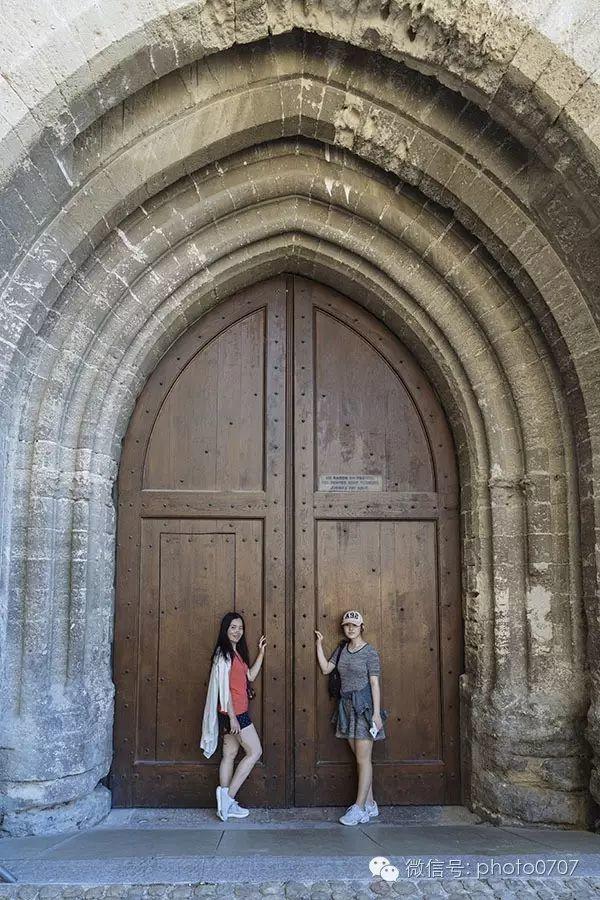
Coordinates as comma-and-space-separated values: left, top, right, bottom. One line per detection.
0, 23, 598, 834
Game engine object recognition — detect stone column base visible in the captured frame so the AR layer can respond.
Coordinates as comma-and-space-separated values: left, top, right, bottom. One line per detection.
0, 784, 111, 837
466, 688, 594, 828
471, 770, 593, 828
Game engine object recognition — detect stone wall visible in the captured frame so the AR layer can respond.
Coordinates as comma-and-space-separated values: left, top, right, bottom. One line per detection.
0, 2, 599, 835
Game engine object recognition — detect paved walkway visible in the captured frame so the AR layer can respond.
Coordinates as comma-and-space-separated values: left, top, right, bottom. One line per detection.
1, 807, 600, 896
1, 880, 600, 898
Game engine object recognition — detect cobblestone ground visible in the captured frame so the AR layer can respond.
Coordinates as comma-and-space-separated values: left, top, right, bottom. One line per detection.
1, 880, 600, 898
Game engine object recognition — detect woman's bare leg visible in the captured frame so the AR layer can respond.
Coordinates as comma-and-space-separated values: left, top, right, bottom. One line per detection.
354, 739, 374, 807
227, 724, 262, 799
347, 737, 374, 806
219, 733, 240, 787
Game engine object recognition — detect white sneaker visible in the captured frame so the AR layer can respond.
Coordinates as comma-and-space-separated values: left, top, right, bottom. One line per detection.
227, 798, 250, 818
339, 804, 370, 826
217, 786, 232, 821
366, 800, 379, 818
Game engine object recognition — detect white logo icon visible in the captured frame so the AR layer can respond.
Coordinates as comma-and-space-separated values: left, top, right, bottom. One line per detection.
369, 856, 390, 876
380, 864, 400, 882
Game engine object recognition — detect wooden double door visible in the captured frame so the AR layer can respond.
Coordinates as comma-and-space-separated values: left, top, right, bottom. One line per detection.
112, 275, 462, 807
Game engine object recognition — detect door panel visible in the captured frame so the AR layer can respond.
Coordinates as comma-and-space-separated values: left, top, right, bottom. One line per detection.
156, 529, 235, 762
113, 274, 461, 808
293, 277, 461, 806
379, 521, 440, 762
143, 310, 265, 491
315, 519, 441, 769
314, 309, 434, 492
131, 518, 264, 804
113, 280, 287, 807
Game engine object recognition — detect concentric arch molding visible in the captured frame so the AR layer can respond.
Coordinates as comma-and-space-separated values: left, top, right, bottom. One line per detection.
0, 14, 598, 834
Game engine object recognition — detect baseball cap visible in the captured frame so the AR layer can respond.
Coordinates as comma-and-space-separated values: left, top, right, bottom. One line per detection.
341, 610, 364, 626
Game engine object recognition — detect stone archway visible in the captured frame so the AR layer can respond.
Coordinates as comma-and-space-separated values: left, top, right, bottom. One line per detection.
0, 20, 598, 835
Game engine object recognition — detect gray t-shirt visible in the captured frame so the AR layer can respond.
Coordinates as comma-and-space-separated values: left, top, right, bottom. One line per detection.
329, 642, 381, 692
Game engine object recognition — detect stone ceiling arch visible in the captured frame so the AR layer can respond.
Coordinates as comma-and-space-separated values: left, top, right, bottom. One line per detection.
0, 34, 594, 414
1, 1, 599, 211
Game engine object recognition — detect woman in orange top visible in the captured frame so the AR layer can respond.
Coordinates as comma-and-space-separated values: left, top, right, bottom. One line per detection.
213, 611, 266, 821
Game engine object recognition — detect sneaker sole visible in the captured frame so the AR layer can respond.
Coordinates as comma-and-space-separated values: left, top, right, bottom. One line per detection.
227, 809, 250, 818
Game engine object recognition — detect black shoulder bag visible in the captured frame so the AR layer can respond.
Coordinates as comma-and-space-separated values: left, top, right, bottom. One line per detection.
328, 642, 346, 699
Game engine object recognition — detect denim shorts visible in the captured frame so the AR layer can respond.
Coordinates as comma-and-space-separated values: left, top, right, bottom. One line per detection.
218, 710, 252, 735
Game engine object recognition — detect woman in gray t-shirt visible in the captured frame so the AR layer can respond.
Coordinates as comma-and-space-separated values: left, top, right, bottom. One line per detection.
315, 609, 386, 826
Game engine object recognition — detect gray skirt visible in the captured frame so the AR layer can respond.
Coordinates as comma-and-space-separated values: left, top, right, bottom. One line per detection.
331, 686, 387, 741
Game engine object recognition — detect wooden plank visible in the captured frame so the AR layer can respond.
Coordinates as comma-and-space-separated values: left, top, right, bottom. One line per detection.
262, 280, 288, 807
136, 518, 162, 766
284, 276, 295, 805
438, 513, 463, 803
215, 310, 264, 490
137, 491, 267, 517
292, 279, 317, 806
313, 492, 452, 518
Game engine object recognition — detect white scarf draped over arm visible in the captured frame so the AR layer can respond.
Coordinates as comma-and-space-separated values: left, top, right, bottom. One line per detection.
200, 650, 231, 759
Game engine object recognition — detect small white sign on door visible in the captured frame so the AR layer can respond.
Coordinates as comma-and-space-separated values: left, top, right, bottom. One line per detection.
318, 474, 383, 491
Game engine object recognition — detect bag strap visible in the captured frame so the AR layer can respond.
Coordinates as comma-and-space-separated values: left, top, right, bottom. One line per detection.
334, 642, 344, 667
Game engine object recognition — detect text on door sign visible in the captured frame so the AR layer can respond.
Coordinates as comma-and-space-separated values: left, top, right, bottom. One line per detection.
318, 474, 383, 491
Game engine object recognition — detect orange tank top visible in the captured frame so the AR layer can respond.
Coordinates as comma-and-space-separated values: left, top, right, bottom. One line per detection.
220, 651, 249, 716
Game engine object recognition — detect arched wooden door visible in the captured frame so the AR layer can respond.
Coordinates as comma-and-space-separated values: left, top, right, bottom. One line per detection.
112, 275, 462, 808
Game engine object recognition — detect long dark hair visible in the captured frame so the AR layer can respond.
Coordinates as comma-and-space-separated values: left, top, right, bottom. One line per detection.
212, 611, 250, 665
